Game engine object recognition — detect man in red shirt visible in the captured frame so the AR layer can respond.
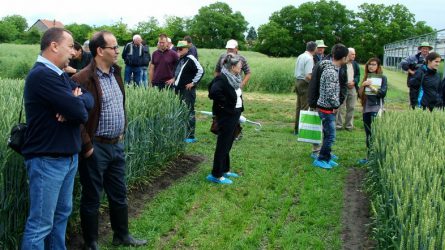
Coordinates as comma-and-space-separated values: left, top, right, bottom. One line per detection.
149, 34, 179, 89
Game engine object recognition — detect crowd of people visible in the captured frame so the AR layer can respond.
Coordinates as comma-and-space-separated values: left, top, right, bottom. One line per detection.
18, 25, 444, 249
295, 39, 444, 168
20, 27, 252, 249
401, 42, 444, 111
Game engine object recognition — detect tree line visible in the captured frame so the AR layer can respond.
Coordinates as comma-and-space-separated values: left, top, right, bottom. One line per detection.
0, 1, 434, 62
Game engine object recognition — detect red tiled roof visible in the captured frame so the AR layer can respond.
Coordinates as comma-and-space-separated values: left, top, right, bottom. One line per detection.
40, 19, 64, 28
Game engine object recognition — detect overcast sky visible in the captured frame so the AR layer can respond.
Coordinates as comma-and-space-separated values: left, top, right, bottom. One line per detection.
1, 0, 442, 31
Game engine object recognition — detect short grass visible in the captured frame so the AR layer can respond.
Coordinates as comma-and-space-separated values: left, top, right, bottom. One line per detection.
96, 67, 411, 249
99, 91, 356, 249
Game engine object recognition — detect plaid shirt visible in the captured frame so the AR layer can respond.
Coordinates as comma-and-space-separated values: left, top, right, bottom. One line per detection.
95, 67, 125, 138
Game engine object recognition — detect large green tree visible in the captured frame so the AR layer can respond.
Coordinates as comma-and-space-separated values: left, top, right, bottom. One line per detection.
246, 26, 257, 41
162, 16, 189, 45
353, 3, 434, 61
95, 20, 132, 45
255, 21, 293, 56
189, 2, 248, 48
65, 23, 93, 44
0, 21, 18, 43
246, 26, 258, 49
259, 0, 354, 57
2, 15, 27, 33
0, 15, 28, 43
133, 17, 162, 46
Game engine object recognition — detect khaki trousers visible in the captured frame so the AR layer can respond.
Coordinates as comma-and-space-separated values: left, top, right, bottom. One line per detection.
336, 88, 357, 129
295, 79, 309, 132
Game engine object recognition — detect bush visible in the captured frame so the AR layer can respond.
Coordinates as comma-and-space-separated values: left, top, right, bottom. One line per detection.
196, 49, 296, 93
10, 61, 31, 79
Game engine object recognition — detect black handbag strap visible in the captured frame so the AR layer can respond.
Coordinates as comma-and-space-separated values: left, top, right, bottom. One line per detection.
18, 96, 24, 123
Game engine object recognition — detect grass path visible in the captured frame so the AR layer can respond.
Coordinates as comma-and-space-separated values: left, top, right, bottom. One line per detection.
99, 69, 409, 249
99, 92, 367, 249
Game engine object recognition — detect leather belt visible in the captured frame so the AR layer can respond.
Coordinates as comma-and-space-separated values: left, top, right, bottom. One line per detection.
94, 135, 123, 144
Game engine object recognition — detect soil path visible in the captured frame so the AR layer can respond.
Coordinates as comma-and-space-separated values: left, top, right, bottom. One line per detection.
67, 154, 205, 249
341, 168, 375, 250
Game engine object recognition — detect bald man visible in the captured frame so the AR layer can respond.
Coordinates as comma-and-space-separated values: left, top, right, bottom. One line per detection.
122, 34, 151, 87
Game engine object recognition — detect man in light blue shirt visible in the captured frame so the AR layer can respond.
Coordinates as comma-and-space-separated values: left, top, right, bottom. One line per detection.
294, 41, 317, 134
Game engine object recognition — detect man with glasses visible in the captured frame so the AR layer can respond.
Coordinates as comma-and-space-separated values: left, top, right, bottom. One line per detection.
72, 31, 147, 249
149, 33, 179, 89
122, 34, 151, 87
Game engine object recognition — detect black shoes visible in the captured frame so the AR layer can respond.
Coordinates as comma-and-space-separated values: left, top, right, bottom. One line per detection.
112, 234, 148, 246
83, 241, 99, 250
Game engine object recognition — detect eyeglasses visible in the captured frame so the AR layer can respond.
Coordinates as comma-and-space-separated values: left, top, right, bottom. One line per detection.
177, 48, 184, 51
102, 45, 119, 51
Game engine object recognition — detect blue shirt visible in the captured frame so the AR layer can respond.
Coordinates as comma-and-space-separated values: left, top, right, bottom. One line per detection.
36, 55, 64, 75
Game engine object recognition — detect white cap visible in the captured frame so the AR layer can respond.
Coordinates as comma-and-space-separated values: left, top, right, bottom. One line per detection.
225, 39, 238, 49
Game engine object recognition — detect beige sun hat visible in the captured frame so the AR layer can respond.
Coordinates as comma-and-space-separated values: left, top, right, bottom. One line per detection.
315, 40, 328, 48
418, 41, 433, 50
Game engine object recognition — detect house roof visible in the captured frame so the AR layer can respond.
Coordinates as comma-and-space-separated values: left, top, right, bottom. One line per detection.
40, 19, 64, 28
30, 19, 64, 29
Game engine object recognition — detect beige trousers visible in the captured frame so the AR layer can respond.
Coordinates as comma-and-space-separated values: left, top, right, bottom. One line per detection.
336, 88, 357, 129
295, 79, 309, 132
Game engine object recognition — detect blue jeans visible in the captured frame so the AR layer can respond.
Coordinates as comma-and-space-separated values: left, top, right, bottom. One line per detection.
318, 112, 336, 162
22, 155, 78, 250
124, 65, 143, 86
141, 67, 148, 88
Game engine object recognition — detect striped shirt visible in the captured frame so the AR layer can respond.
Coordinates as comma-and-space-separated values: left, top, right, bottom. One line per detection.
95, 67, 125, 138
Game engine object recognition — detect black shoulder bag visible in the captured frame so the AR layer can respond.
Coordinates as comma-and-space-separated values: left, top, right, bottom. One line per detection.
7, 97, 27, 155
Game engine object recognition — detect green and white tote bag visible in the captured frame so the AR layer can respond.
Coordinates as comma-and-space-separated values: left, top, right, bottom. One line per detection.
298, 110, 322, 144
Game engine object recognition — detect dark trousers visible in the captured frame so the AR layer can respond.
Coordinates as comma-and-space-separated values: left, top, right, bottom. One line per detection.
152, 82, 174, 90
212, 109, 241, 178
422, 106, 434, 112
176, 87, 196, 139
318, 112, 336, 162
363, 112, 377, 155
79, 141, 127, 215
